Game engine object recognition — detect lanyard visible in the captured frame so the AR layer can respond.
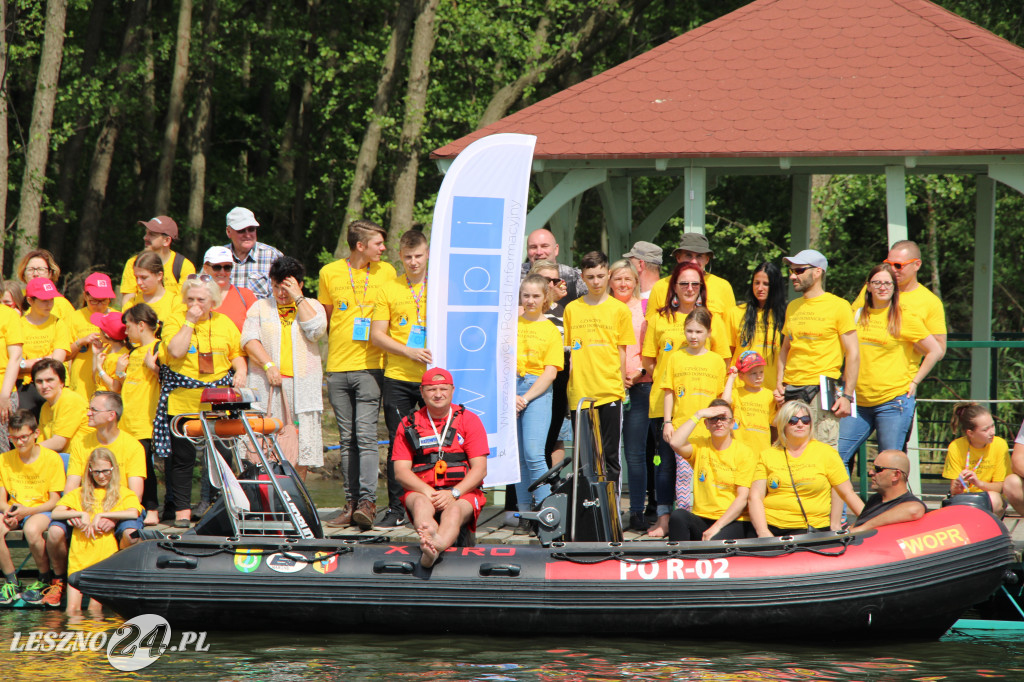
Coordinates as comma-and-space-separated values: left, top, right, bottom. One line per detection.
346, 259, 371, 311
407, 276, 426, 324
429, 407, 453, 451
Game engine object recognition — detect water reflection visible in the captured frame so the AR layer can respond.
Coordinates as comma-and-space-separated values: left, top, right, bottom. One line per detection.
3, 608, 1024, 682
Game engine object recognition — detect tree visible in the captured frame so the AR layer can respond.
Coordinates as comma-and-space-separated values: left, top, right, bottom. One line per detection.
153, 0, 192, 216
13, 0, 68, 265
184, 0, 218, 259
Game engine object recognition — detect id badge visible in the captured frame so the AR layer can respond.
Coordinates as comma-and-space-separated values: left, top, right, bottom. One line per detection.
352, 317, 371, 341
406, 325, 426, 349
198, 352, 214, 374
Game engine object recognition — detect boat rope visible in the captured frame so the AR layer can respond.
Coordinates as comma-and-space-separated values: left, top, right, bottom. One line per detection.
156, 541, 354, 561
549, 537, 852, 564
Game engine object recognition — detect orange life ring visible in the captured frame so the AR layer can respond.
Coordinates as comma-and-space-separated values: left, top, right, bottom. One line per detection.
183, 416, 284, 437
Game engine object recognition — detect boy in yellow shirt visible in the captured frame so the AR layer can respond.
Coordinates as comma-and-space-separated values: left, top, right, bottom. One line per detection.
563, 251, 636, 486
724, 351, 777, 455
0, 411, 65, 606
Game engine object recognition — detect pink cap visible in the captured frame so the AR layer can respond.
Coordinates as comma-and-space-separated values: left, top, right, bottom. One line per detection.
420, 368, 454, 386
90, 311, 127, 341
84, 272, 115, 299
25, 278, 59, 300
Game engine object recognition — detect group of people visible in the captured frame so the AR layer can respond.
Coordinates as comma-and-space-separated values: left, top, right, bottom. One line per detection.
1, 210, 1022, 602
512, 228, 1024, 543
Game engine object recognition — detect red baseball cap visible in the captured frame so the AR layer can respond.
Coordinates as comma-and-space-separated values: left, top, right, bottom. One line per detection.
25, 278, 59, 300
736, 350, 767, 373
90, 311, 127, 341
84, 272, 115, 299
420, 368, 454, 386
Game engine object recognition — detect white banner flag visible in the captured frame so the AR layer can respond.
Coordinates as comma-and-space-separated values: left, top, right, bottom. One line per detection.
426, 133, 537, 487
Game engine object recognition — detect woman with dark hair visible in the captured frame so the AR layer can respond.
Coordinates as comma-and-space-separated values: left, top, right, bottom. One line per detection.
728, 262, 786, 392
241, 256, 326, 481
943, 402, 1008, 515
837, 263, 941, 472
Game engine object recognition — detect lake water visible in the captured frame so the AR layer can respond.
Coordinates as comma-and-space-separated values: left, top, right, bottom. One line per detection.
2, 607, 1023, 681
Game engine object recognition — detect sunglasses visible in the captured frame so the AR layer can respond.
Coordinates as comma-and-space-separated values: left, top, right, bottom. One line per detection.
705, 416, 732, 425
788, 266, 813, 275
677, 281, 701, 289
208, 263, 233, 272
871, 465, 905, 476
545, 277, 565, 285
187, 274, 214, 283
788, 415, 812, 425
883, 258, 919, 270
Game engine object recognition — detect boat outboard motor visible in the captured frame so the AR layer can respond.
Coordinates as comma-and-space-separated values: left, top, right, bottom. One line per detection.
528, 399, 622, 543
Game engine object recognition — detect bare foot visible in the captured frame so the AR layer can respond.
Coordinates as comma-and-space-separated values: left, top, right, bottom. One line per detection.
144, 511, 159, 526
647, 516, 669, 538
419, 528, 439, 568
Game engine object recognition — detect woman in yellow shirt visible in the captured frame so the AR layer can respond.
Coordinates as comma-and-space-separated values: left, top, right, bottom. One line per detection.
514, 275, 564, 533
17, 278, 71, 418
131, 251, 186, 324
667, 398, 756, 541
749, 401, 864, 536
943, 402, 1009, 515
115, 304, 162, 525
51, 448, 140, 614
160, 276, 245, 527
728, 262, 786, 392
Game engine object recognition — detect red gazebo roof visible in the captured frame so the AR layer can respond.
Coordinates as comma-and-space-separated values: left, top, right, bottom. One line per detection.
432, 0, 1024, 160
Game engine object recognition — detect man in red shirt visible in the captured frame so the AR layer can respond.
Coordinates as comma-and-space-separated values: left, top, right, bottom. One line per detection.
393, 368, 488, 568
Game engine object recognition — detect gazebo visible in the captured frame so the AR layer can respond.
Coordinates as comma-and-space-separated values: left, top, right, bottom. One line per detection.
432, 0, 1024, 406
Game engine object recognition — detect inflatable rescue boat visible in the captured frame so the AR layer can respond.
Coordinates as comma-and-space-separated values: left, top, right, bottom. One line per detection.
71, 391, 1014, 641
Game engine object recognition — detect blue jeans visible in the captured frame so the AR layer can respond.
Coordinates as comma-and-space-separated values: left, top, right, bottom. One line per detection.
622, 382, 652, 514
516, 375, 553, 509
654, 422, 676, 517
837, 393, 916, 470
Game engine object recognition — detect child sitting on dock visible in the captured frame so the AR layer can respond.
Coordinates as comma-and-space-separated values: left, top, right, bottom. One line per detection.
51, 447, 141, 614
943, 402, 1009, 515
0, 411, 65, 606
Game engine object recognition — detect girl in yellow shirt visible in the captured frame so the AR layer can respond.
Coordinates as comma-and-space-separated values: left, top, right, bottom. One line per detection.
943, 402, 1009, 515
131, 251, 186, 324
18, 278, 71, 418
52, 448, 141, 614
115, 304, 162, 525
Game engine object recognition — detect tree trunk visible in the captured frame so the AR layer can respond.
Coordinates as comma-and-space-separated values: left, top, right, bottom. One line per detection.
334, 0, 415, 259
153, 0, 193, 216
48, 0, 111, 263
185, 0, 219, 260
386, 0, 440, 262
925, 187, 941, 300
74, 0, 150, 272
13, 0, 68, 265
0, 0, 9, 276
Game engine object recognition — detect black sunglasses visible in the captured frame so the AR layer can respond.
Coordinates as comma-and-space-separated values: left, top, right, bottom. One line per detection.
872, 465, 906, 476
788, 415, 812, 425
788, 266, 813, 275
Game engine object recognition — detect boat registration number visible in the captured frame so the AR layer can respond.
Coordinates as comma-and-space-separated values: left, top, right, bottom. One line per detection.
618, 558, 730, 581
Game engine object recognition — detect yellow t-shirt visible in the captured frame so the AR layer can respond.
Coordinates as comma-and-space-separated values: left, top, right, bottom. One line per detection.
0, 305, 24, 389
20, 315, 72, 383
39, 389, 93, 444
49, 296, 76, 322
942, 436, 1010, 492
141, 291, 187, 324
67, 431, 146, 488
648, 272, 736, 319
277, 305, 296, 377
120, 341, 159, 440
563, 296, 636, 408
753, 440, 848, 529
160, 313, 242, 415
683, 436, 757, 521
59, 486, 141, 575
731, 384, 777, 455
727, 303, 781, 391
663, 350, 726, 428
371, 275, 428, 382
781, 293, 855, 386
0, 447, 65, 508
854, 306, 929, 406
853, 284, 946, 373
642, 311, 728, 418
517, 316, 564, 377
119, 251, 196, 303
318, 259, 396, 372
